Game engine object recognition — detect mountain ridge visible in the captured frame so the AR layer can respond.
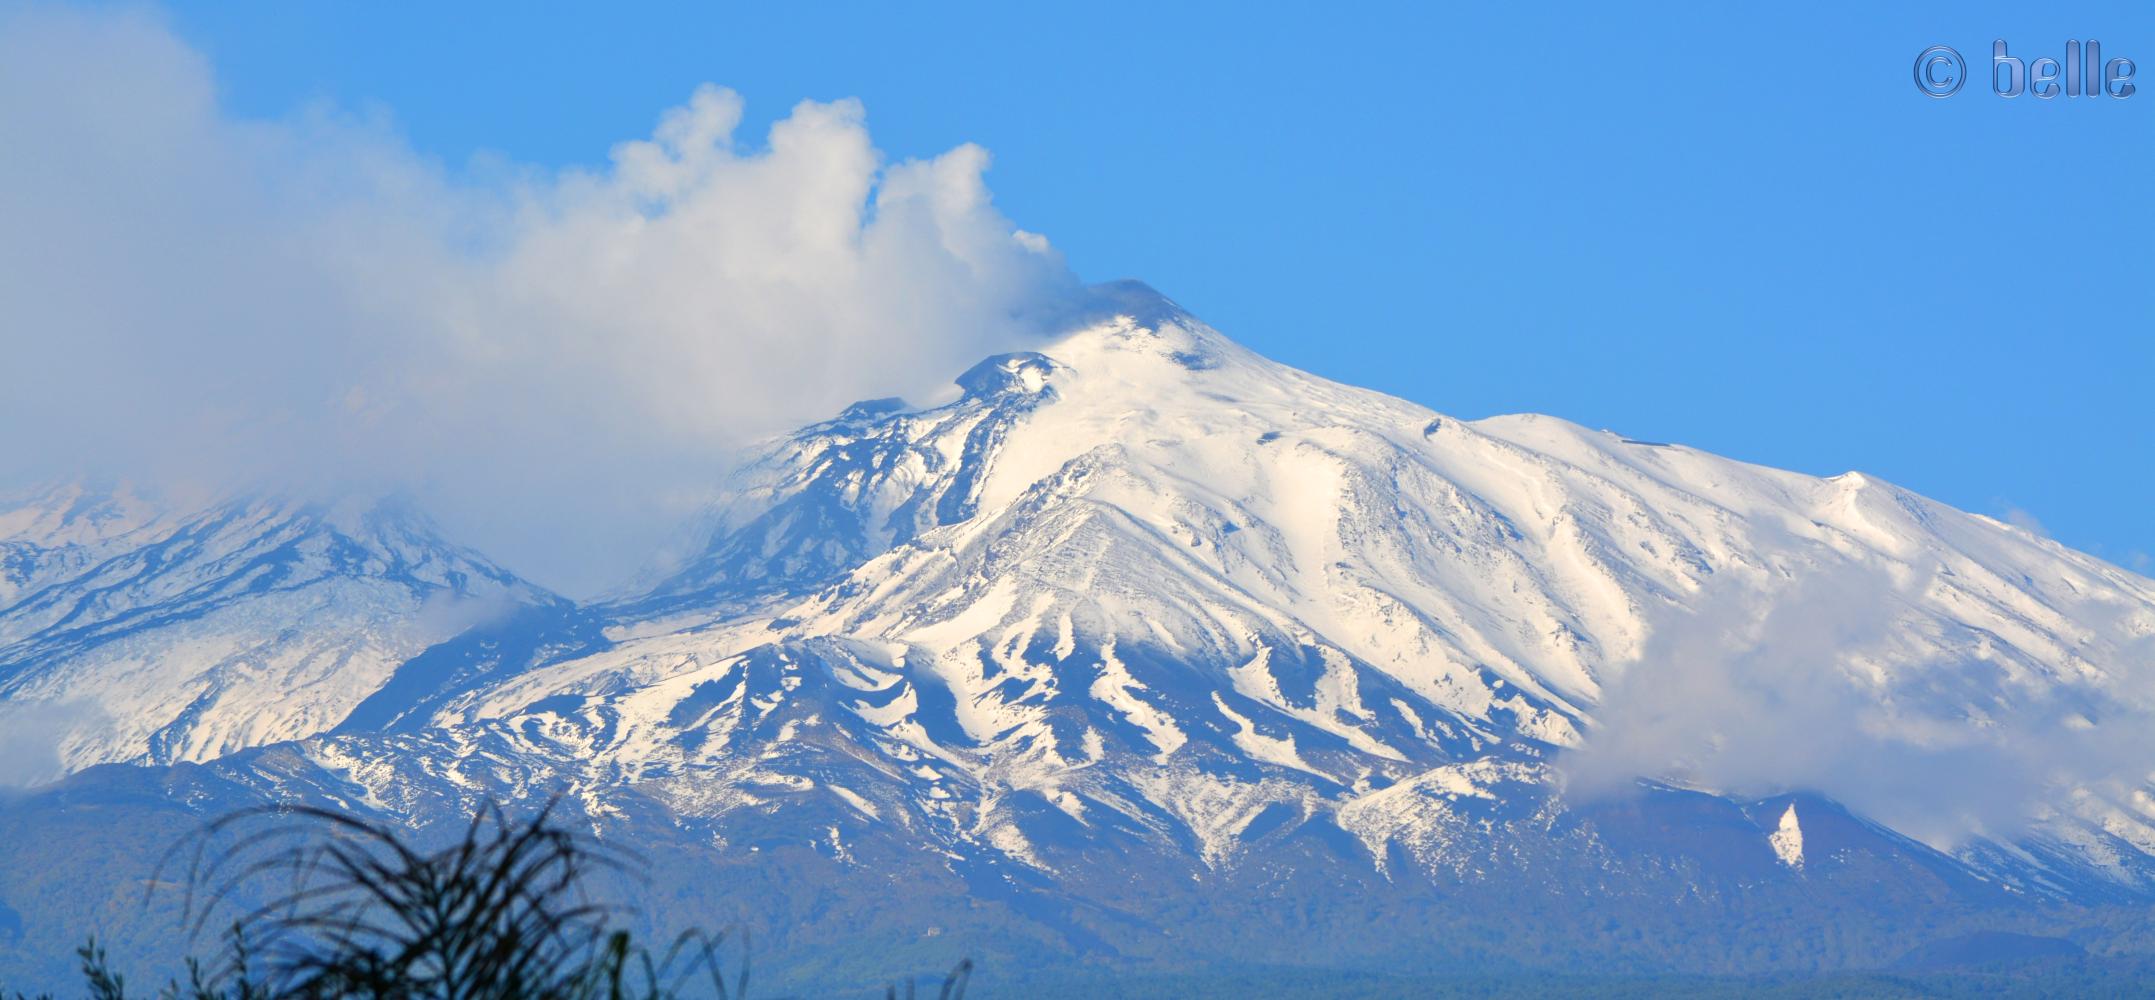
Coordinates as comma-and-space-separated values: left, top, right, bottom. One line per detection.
2, 282, 2154, 988
0, 488, 555, 775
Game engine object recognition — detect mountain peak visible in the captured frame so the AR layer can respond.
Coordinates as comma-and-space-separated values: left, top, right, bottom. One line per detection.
574, 284, 2155, 896
1070, 277, 1192, 328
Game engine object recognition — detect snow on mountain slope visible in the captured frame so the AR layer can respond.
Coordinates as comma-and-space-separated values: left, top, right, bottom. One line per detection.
4, 282, 2151, 902
624, 357, 1068, 617
333, 282, 2155, 890
0, 488, 554, 777
0, 482, 169, 608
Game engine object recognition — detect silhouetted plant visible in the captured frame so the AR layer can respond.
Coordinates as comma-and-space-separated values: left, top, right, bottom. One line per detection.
157, 798, 746, 999
2, 799, 971, 998
884, 958, 969, 1000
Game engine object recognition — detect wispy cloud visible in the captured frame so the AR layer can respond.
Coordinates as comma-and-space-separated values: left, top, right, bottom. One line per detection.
0, 5, 1077, 593
0, 699, 107, 788
2000, 505, 2050, 539
1564, 555, 2155, 848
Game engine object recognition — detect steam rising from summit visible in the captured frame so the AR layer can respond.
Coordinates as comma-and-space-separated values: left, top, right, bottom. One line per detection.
0, 5, 1076, 593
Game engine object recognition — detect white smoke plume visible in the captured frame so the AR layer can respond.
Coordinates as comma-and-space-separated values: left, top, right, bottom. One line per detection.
0, 5, 1078, 593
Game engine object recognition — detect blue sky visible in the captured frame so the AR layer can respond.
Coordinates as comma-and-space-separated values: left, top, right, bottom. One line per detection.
142, 1, 2155, 569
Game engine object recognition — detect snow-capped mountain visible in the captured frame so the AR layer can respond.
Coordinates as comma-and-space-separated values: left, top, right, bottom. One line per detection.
4, 283, 2155, 986
0, 486, 553, 777
360, 281, 2155, 889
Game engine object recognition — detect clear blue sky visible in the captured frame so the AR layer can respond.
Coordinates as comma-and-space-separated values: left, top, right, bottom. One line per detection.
152, 0, 2153, 570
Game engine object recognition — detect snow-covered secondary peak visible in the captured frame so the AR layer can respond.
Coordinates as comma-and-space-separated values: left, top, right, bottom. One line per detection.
0, 486, 554, 776
0, 481, 170, 608
0, 480, 164, 545
396, 282, 2155, 889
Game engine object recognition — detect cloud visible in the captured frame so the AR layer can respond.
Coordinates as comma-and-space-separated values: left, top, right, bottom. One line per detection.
0, 700, 107, 788
2001, 505, 2050, 538
1562, 556, 2155, 849
0, 4, 1079, 594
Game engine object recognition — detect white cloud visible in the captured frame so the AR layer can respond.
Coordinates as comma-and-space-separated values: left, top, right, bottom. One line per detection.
2001, 505, 2050, 538
1563, 557, 2155, 849
0, 5, 1077, 594
0, 700, 105, 788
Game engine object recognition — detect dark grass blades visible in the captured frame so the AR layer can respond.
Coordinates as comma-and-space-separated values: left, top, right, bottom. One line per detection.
3, 799, 970, 999
165, 798, 743, 999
